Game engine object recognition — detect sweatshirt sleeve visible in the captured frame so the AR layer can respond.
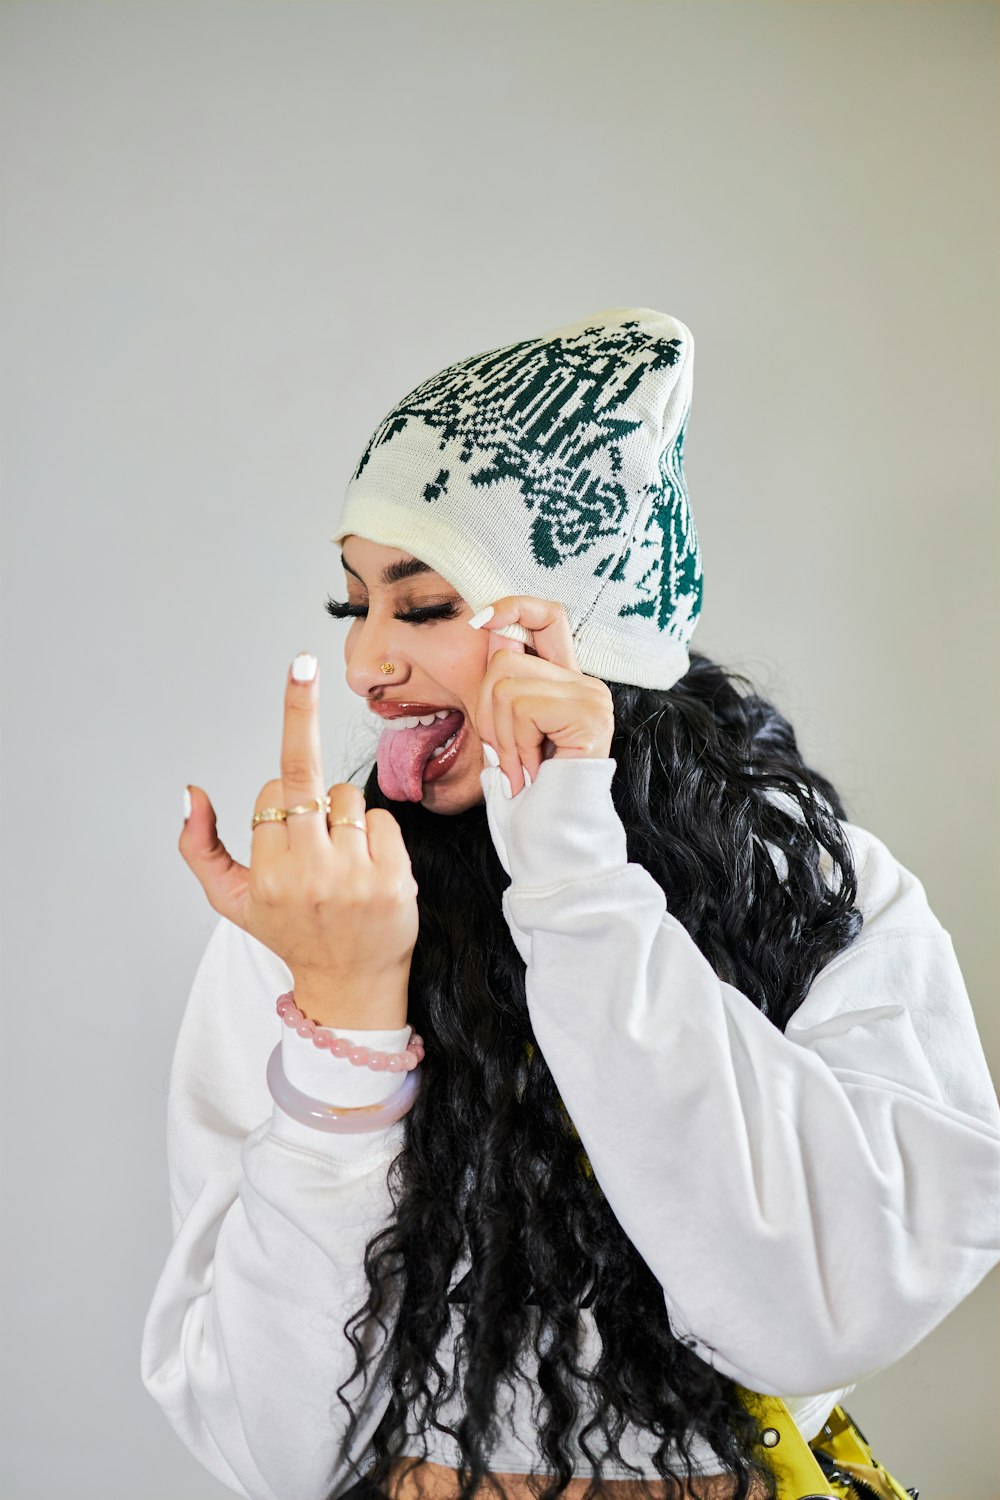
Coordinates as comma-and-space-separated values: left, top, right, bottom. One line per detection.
480, 754, 1000, 1398
140, 913, 412, 1500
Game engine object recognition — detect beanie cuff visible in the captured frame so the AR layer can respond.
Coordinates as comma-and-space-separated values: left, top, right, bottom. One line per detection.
332, 490, 524, 620
571, 620, 691, 692
331, 493, 692, 691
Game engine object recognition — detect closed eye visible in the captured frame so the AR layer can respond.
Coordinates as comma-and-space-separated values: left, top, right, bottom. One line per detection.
324, 596, 462, 625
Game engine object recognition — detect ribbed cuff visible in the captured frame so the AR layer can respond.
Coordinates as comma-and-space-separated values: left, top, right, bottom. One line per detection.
281, 1021, 414, 1105
480, 755, 628, 888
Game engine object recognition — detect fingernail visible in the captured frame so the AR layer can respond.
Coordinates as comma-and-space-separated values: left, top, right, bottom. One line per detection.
291, 652, 317, 682
482, 742, 500, 767
467, 605, 494, 630
183, 786, 192, 821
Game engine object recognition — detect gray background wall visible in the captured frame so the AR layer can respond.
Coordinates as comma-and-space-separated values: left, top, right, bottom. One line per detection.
2, 1, 998, 1495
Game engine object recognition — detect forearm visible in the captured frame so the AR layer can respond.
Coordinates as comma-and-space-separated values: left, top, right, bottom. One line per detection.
482, 756, 1000, 1392
144, 915, 405, 1498
142, 1121, 400, 1500
503, 854, 1000, 1394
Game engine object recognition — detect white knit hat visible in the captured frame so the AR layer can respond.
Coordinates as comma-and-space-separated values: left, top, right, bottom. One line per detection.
331, 306, 703, 690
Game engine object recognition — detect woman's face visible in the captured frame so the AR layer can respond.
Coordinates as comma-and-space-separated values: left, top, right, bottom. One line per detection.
336, 534, 493, 813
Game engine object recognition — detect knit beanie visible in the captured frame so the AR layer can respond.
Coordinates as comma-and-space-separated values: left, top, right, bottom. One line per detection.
330, 306, 703, 691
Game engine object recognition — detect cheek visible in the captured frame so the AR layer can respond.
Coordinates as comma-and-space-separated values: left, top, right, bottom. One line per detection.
439, 629, 489, 696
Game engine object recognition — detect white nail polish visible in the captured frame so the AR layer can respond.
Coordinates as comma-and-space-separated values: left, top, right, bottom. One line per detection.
467, 605, 495, 630
482, 742, 500, 767
183, 786, 191, 821
291, 652, 317, 682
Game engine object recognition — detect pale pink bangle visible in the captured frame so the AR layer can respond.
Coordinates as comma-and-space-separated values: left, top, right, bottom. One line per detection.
276, 991, 424, 1072
266, 1044, 421, 1133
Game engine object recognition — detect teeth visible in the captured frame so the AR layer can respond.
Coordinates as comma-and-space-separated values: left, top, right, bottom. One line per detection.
380, 709, 456, 732
431, 729, 461, 756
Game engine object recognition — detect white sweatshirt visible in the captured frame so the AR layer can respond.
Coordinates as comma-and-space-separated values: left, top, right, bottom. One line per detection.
141, 755, 1000, 1500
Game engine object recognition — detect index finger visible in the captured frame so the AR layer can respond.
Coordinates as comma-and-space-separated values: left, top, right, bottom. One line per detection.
478, 597, 580, 673
280, 652, 330, 854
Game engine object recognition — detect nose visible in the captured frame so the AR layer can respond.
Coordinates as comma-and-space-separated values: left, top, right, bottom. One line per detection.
343, 609, 412, 698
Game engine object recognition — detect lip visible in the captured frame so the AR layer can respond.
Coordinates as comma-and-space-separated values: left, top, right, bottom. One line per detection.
370, 701, 462, 720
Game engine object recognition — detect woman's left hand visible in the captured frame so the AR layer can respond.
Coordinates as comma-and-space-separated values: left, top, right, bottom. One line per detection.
470, 597, 616, 795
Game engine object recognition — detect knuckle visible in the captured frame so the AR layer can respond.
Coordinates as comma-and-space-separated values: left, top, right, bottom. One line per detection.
250, 869, 282, 904
377, 882, 407, 911
280, 756, 315, 785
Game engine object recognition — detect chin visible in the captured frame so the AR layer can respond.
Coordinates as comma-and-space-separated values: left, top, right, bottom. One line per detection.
420, 774, 485, 814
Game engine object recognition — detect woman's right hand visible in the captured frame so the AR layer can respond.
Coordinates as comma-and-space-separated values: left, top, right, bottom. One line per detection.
178, 653, 420, 1030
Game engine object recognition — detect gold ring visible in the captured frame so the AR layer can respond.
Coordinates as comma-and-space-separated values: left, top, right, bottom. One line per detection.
250, 807, 287, 830
285, 795, 332, 818
251, 798, 366, 833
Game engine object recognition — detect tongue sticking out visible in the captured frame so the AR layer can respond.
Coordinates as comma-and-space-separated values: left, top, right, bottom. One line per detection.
375, 712, 463, 802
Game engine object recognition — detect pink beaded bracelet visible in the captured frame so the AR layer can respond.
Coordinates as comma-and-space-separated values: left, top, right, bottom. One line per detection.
276, 991, 425, 1072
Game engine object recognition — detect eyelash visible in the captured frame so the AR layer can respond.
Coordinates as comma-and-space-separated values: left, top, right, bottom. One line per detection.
323, 596, 462, 625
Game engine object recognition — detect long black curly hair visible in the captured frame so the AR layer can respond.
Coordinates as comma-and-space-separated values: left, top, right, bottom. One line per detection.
326, 650, 864, 1500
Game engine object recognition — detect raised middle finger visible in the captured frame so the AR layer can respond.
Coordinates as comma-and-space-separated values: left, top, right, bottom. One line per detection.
280, 652, 332, 858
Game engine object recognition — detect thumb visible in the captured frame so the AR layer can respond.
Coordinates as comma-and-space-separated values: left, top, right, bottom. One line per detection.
179, 784, 249, 925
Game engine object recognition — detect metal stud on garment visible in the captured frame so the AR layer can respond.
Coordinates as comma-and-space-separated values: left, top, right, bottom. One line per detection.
761, 1428, 780, 1448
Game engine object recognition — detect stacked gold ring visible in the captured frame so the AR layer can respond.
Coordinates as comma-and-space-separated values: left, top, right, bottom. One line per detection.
250, 795, 367, 834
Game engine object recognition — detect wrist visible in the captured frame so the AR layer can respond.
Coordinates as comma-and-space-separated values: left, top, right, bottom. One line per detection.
481, 754, 626, 886
291, 970, 410, 1031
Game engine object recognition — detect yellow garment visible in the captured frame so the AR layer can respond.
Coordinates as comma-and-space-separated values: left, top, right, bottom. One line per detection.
738, 1388, 915, 1500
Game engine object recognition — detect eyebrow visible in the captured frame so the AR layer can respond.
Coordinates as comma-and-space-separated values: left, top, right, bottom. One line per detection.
340, 553, 437, 588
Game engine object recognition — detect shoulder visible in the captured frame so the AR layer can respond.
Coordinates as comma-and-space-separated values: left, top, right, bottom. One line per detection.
829, 817, 945, 947
761, 784, 945, 944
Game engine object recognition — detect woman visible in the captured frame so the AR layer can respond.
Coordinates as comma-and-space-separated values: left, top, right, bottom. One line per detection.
140, 308, 1000, 1500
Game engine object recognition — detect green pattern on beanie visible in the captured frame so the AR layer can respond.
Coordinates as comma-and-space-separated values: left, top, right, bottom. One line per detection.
332, 307, 703, 690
